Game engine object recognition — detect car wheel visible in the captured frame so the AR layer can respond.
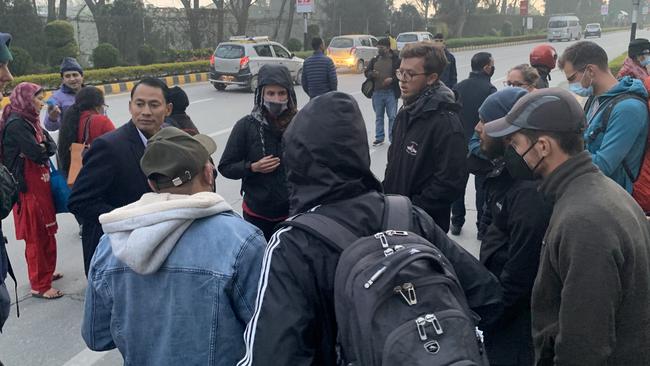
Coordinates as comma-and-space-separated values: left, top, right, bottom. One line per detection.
295, 69, 302, 85
355, 60, 364, 74
212, 82, 226, 91
249, 75, 258, 93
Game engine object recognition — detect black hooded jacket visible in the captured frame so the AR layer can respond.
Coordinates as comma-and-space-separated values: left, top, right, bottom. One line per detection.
237, 92, 503, 366
218, 64, 297, 219
383, 82, 469, 232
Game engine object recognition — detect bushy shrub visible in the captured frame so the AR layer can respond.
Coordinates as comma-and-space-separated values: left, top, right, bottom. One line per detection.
287, 38, 303, 52
6, 60, 210, 91
138, 44, 157, 65
44, 20, 79, 67
162, 48, 212, 62
92, 43, 120, 69
501, 21, 513, 37
489, 28, 500, 37
8, 47, 34, 77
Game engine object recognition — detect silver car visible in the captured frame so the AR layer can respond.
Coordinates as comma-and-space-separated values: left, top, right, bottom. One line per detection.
209, 37, 304, 92
327, 35, 378, 73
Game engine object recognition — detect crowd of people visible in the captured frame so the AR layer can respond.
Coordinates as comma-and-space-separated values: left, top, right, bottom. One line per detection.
0, 28, 650, 366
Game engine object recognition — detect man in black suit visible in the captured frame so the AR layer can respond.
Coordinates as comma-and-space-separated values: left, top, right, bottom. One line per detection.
69, 77, 172, 275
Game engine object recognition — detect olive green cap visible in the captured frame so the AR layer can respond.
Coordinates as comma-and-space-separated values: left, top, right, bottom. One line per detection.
141, 127, 217, 189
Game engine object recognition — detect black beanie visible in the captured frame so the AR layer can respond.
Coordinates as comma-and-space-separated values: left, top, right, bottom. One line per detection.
629, 38, 650, 58
60, 57, 83, 75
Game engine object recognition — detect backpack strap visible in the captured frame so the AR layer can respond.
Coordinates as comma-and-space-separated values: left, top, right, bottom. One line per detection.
281, 195, 414, 252
82, 115, 93, 145
282, 213, 358, 252
382, 195, 412, 231
587, 93, 646, 143
2, 236, 18, 318
587, 93, 647, 181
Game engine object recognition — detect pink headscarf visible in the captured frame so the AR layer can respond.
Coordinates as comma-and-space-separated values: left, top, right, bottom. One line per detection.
0, 82, 44, 147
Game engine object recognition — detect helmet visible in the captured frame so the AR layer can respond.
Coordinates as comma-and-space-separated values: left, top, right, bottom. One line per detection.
530, 44, 558, 70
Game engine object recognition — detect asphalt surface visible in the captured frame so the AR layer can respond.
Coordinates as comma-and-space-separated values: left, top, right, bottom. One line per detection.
0, 29, 642, 365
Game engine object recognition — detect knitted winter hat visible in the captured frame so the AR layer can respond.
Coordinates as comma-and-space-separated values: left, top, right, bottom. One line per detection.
60, 57, 83, 76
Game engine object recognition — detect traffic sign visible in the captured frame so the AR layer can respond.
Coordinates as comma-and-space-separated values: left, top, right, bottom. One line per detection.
601, 4, 609, 15
519, 0, 528, 16
296, 0, 314, 13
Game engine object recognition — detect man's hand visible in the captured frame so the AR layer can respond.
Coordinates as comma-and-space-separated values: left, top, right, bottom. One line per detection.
382, 77, 393, 87
48, 105, 61, 120
251, 155, 281, 174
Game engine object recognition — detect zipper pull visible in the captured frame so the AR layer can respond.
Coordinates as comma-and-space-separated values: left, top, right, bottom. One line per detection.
374, 232, 389, 249
403, 282, 417, 305
385, 230, 409, 236
364, 265, 387, 288
425, 314, 443, 335
394, 285, 410, 305
415, 317, 428, 341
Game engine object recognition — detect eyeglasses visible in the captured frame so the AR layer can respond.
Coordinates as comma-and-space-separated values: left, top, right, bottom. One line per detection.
567, 67, 587, 83
395, 69, 430, 82
503, 81, 529, 88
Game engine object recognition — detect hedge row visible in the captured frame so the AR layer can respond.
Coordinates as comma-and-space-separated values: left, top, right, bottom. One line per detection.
4, 60, 210, 93
446, 34, 546, 49
609, 52, 627, 76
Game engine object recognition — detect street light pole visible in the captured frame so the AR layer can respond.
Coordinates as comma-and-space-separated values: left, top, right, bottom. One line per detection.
632, 0, 641, 41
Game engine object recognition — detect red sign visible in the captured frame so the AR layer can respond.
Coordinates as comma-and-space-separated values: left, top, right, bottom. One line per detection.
520, 0, 528, 16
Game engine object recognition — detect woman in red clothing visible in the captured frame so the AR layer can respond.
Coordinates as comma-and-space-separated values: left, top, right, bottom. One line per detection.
0, 82, 61, 299
58, 86, 115, 180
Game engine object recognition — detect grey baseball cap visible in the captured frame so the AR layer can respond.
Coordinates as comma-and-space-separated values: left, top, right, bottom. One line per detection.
484, 87, 586, 138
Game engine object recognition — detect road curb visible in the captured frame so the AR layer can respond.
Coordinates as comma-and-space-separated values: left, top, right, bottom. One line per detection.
1, 72, 210, 109
449, 38, 546, 52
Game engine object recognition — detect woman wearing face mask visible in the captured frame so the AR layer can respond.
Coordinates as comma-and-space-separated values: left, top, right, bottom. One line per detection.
58, 86, 115, 182
1, 82, 62, 299
218, 64, 298, 240
617, 38, 650, 80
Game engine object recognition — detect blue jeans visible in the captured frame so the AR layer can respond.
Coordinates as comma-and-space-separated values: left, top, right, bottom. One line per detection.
372, 89, 398, 142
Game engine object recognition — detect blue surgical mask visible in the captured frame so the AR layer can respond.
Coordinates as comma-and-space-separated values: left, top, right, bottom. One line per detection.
641, 56, 650, 67
569, 83, 593, 97
569, 70, 593, 97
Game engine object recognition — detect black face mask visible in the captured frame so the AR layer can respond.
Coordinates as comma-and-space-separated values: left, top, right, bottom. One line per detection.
264, 100, 288, 117
481, 135, 505, 160
503, 142, 544, 180
486, 66, 495, 77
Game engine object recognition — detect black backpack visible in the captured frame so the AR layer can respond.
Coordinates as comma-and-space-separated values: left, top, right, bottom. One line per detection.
282, 195, 489, 366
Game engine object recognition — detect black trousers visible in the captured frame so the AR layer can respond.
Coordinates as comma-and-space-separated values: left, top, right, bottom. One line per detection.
243, 212, 284, 242
451, 174, 486, 229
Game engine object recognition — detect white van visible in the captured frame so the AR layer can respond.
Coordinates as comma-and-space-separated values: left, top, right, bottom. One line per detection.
547, 15, 582, 42
396, 31, 435, 51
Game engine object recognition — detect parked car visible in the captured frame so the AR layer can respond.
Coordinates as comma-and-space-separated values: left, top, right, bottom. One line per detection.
396, 31, 435, 51
584, 23, 602, 38
547, 15, 582, 42
209, 36, 304, 92
327, 35, 378, 73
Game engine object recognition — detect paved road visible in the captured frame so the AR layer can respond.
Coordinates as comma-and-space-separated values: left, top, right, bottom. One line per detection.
0, 30, 642, 365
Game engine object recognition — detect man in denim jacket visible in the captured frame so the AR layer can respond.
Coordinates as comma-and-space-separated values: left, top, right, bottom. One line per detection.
82, 127, 266, 366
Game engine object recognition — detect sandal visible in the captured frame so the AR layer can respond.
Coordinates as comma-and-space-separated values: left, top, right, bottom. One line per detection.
31, 288, 64, 300
52, 273, 63, 281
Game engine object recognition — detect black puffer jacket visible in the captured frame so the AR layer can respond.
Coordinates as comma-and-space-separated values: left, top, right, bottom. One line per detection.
237, 92, 503, 366
218, 64, 297, 219
383, 83, 468, 232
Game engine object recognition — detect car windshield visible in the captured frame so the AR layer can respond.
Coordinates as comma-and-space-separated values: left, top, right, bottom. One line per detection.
587, 24, 599, 29
330, 38, 354, 48
549, 20, 568, 28
215, 45, 245, 59
397, 34, 418, 42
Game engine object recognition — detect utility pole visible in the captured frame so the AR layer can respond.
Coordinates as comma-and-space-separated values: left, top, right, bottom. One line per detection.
632, 0, 641, 41
303, 13, 308, 51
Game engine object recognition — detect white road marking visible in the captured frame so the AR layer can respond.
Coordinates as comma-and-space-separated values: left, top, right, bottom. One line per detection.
190, 98, 214, 104
62, 348, 109, 366
208, 127, 235, 138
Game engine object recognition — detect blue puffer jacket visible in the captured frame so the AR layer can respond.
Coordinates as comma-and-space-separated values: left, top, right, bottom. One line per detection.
585, 76, 649, 193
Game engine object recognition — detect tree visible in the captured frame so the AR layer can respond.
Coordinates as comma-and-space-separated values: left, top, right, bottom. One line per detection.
282, 0, 296, 44
226, 0, 257, 35
0, 0, 45, 61
48, 0, 56, 21
391, 3, 425, 34
58, 0, 67, 19
414, 0, 432, 29
272, 0, 289, 40
180, 0, 202, 49
44, 20, 79, 67
105, 0, 145, 64
83, 0, 111, 43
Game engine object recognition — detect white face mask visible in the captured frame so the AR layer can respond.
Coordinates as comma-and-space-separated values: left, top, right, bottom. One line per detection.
641, 55, 650, 67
